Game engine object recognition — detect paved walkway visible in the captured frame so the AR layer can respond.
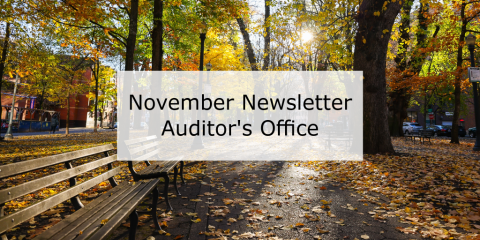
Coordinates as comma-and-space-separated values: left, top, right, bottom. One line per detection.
110, 161, 418, 240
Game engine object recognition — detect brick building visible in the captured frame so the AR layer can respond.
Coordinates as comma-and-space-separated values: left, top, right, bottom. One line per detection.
1, 67, 93, 129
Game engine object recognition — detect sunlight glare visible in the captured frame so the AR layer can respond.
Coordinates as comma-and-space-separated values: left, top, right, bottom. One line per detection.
301, 31, 314, 43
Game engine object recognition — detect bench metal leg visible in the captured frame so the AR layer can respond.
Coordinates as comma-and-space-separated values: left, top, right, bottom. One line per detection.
173, 166, 181, 196
163, 175, 173, 211
105, 153, 119, 187
180, 161, 185, 185
129, 210, 139, 240
151, 187, 161, 230
65, 160, 84, 210
1, 204, 6, 240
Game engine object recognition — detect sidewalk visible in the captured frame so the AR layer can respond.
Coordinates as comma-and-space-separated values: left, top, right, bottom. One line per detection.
0, 127, 115, 138
109, 161, 418, 240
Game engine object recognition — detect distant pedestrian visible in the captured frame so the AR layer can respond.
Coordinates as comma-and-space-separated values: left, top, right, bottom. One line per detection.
50, 115, 59, 134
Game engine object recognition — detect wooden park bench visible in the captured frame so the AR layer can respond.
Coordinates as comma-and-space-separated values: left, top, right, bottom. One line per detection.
414, 130, 434, 144
404, 130, 434, 144
0, 144, 162, 240
125, 135, 184, 212
325, 128, 353, 150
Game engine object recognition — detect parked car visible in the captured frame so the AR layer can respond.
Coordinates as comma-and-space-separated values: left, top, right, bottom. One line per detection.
468, 127, 476, 138
403, 122, 423, 135
433, 125, 450, 136
427, 126, 439, 136
443, 125, 466, 137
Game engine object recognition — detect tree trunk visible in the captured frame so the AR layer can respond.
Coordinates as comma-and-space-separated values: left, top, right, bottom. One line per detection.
354, 0, 401, 154
0, 23, 11, 138
94, 59, 99, 132
149, 0, 163, 136
237, 18, 258, 71
388, 3, 411, 136
179, 85, 184, 124
237, 18, 263, 130
262, 0, 270, 71
119, 0, 139, 150
253, 80, 264, 131
152, 0, 163, 71
66, 97, 70, 135
125, 0, 139, 71
100, 109, 103, 128
452, 2, 467, 144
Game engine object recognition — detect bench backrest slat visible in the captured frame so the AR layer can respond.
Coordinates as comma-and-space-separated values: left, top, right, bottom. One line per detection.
0, 155, 117, 204
0, 144, 115, 178
0, 166, 123, 234
134, 149, 160, 161
124, 136, 157, 146
419, 130, 434, 136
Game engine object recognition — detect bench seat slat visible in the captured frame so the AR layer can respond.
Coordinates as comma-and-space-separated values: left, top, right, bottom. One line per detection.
87, 179, 160, 240
0, 155, 117, 204
33, 181, 133, 240
134, 149, 160, 161
140, 161, 178, 175
57, 182, 149, 240
0, 144, 115, 179
0, 167, 122, 235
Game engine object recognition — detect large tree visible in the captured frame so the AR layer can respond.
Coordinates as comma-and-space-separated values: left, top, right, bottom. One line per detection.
354, 0, 402, 154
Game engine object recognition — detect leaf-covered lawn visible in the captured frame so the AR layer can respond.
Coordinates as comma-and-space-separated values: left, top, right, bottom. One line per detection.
0, 132, 118, 164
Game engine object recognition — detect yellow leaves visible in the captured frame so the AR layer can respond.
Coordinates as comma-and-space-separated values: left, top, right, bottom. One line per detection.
8, 201, 28, 209
186, 212, 198, 217
42, 189, 57, 196
301, 204, 310, 210
100, 219, 109, 225
191, 218, 201, 223
158, 230, 170, 236
301, 227, 311, 232
316, 224, 329, 234
374, 11, 380, 17
320, 200, 331, 205
362, 37, 366, 44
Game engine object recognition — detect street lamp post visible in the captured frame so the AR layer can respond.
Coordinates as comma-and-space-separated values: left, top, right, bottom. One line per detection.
191, 22, 207, 149
205, 62, 212, 122
4, 74, 19, 140
466, 33, 480, 151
